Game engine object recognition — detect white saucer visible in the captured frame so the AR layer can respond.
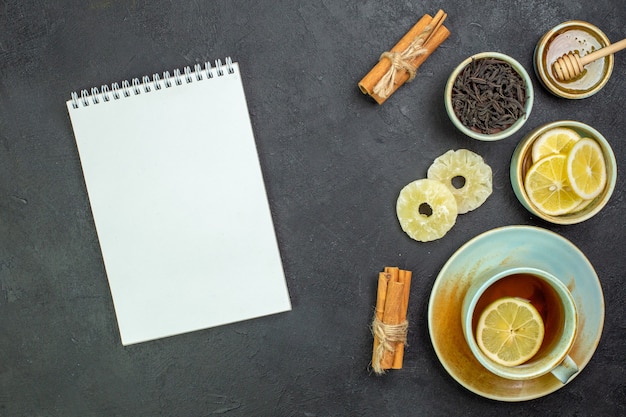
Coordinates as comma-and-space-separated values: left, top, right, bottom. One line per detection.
427, 225, 604, 401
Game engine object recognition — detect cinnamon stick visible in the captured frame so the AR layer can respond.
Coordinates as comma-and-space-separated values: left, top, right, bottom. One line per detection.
371, 266, 412, 374
371, 271, 390, 366
392, 269, 412, 369
380, 280, 405, 369
358, 10, 450, 104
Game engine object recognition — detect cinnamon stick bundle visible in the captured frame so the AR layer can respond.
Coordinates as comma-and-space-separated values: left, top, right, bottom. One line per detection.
371, 267, 412, 375
358, 10, 450, 104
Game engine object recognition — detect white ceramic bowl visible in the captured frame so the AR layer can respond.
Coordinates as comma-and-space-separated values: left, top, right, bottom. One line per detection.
444, 52, 534, 141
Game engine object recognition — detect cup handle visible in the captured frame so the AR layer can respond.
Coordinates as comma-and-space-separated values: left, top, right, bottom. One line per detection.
551, 355, 579, 384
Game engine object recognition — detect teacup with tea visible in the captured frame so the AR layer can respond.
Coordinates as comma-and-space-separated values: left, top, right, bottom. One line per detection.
461, 267, 578, 383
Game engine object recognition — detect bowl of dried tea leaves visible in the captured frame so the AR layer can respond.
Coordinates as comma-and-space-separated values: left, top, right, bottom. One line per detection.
445, 52, 534, 141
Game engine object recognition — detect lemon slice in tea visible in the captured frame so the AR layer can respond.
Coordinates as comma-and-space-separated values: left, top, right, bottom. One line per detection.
566, 137, 607, 200
476, 297, 545, 367
524, 154, 583, 216
396, 179, 458, 242
531, 127, 580, 163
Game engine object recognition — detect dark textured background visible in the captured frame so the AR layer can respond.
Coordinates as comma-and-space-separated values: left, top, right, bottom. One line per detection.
1, 1, 625, 416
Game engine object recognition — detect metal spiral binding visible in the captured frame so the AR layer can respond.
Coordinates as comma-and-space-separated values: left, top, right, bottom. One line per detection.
70, 57, 234, 109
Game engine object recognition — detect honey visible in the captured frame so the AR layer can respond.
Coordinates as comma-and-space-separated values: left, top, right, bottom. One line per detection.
544, 29, 607, 91
534, 21, 613, 99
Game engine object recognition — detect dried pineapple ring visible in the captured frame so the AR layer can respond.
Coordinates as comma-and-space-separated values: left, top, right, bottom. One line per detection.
427, 149, 492, 214
396, 179, 458, 242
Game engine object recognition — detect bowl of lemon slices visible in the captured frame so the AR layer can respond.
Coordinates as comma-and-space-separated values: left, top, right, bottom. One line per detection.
510, 120, 617, 224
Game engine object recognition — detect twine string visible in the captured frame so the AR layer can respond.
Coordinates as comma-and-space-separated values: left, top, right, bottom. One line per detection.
371, 317, 409, 375
372, 24, 433, 99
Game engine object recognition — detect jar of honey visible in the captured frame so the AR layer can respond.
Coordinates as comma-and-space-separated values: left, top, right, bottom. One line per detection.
534, 21, 614, 99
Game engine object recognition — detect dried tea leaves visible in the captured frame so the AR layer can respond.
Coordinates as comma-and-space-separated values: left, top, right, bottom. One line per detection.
452, 58, 527, 135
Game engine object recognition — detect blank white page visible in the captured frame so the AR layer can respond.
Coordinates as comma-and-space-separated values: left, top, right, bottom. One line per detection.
67, 60, 291, 345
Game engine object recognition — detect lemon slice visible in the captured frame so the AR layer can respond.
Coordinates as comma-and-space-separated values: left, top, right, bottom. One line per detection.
427, 149, 493, 214
569, 198, 594, 214
476, 297, 545, 367
396, 179, 458, 242
524, 154, 583, 216
531, 127, 581, 162
566, 137, 607, 200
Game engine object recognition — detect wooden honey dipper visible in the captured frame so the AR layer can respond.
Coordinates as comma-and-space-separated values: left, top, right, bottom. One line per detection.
552, 38, 626, 81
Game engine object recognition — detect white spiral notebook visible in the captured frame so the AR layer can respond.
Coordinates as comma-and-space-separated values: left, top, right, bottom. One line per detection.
66, 58, 291, 345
